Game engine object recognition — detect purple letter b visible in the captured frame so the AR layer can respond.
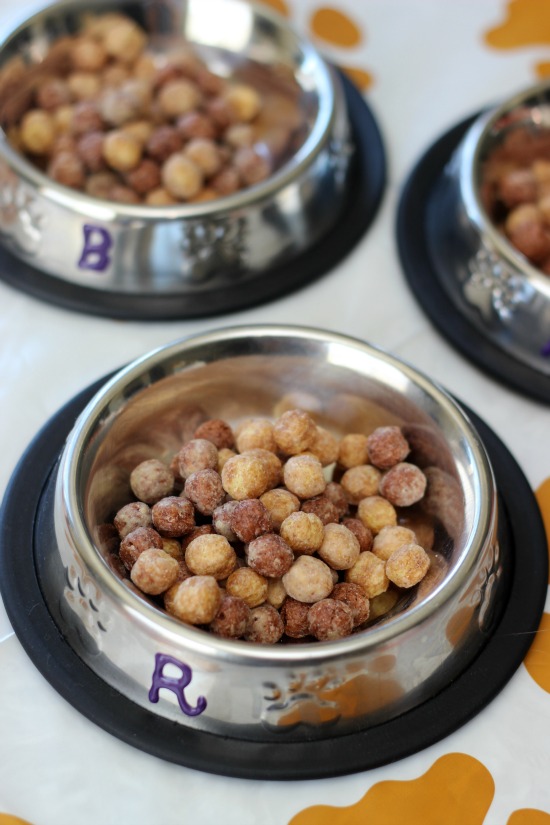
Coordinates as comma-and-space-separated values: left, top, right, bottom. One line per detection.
78, 225, 113, 272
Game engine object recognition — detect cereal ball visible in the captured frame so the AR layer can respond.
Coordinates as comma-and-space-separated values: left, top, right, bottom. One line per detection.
157, 78, 201, 118
340, 464, 382, 504
372, 525, 417, 561
309, 426, 339, 467
386, 543, 430, 588
122, 119, 154, 145
266, 577, 287, 609
247, 533, 294, 578
67, 71, 101, 101
130, 547, 180, 595
230, 499, 272, 542
119, 525, 163, 570
280, 597, 310, 638
235, 418, 276, 454
86, 170, 118, 198
53, 104, 74, 134
357, 495, 397, 535
318, 522, 360, 570
260, 487, 300, 530
226, 567, 268, 608
506, 205, 550, 261
233, 146, 270, 186
379, 462, 427, 507
161, 152, 203, 200
331, 582, 370, 626
151, 495, 195, 537
212, 500, 240, 542
184, 137, 222, 177
103, 18, 147, 64
75, 131, 105, 174
145, 186, 177, 205
283, 454, 326, 499
221, 452, 270, 500
211, 165, 240, 195
245, 604, 284, 644
224, 123, 254, 149
177, 438, 218, 479
165, 575, 221, 625
196, 66, 226, 95
279, 511, 324, 555
337, 433, 369, 469
113, 501, 152, 538
282, 555, 334, 603
183, 468, 225, 516
102, 129, 142, 172
206, 96, 236, 129
125, 158, 161, 194
129, 458, 175, 504
110, 184, 141, 204
499, 168, 538, 208
36, 78, 71, 111
345, 551, 389, 599
146, 125, 182, 161
161, 537, 183, 559
273, 409, 316, 455
20, 110, 56, 155
180, 525, 215, 552
341, 517, 373, 552
244, 449, 282, 489
308, 599, 354, 641
367, 426, 411, 469
194, 418, 235, 450
217, 447, 236, 472
185, 533, 236, 580
224, 83, 262, 122
177, 110, 217, 140
301, 495, 339, 525
210, 593, 250, 638
70, 36, 108, 72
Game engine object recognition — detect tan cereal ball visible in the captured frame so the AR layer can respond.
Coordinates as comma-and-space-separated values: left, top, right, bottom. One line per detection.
386, 543, 430, 588
130, 547, 180, 595
245, 448, 282, 489
266, 577, 287, 609
185, 533, 236, 580
164, 575, 221, 624
340, 464, 382, 504
235, 418, 277, 454
177, 438, 218, 479
372, 525, 417, 561
259, 487, 300, 530
282, 555, 334, 603
318, 522, 360, 570
102, 129, 142, 172
279, 511, 324, 555
221, 452, 271, 500
225, 567, 268, 608
20, 109, 56, 154
129, 458, 174, 504
357, 495, 397, 535
224, 83, 262, 122
308, 426, 339, 466
273, 409, 317, 456
283, 454, 326, 499
345, 550, 389, 598
161, 152, 203, 200
337, 433, 369, 469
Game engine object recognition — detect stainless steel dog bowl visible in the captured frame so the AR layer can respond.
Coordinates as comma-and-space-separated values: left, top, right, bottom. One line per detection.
44, 324, 502, 743
0, 0, 350, 297
434, 82, 550, 375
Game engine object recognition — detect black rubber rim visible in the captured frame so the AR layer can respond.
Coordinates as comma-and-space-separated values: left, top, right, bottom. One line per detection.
396, 113, 550, 405
0, 375, 547, 780
0, 73, 386, 321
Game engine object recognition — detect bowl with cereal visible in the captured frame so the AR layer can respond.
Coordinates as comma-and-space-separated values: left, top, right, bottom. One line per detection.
0, 0, 384, 318
30, 324, 513, 761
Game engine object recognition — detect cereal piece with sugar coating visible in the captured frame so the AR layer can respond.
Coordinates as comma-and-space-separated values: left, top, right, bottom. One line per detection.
386, 543, 430, 588
245, 604, 284, 644
161, 537, 183, 559
309, 426, 339, 466
246, 533, 294, 578
340, 464, 381, 504
194, 418, 235, 450
221, 452, 271, 500
119, 525, 163, 570
357, 495, 397, 535
280, 597, 310, 638
210, 594, 250, 638
183, 468, 225, 515
341, 517, 373, 552
226, 567, 268, 607
129, 458, 174, 504
301, 495, 339, 525
324, 481, 349, 519
331, 582, 370, 627
283, 454, 326, 499
273, 409, 317, 456
185, 533, 236, 580
177, 438, 218, 479
230, 498, 272, 542
113, 500, 152, 537
337, 433, 369, 469
217, 447, 236, 472
245, 448, 282, 488
152, 495, 195, 536
345, 551, 389, 598
379, 462, 427, 507
318, 522, 360, 570
164, 575, 221, 624
279, 511, 324, 555
372, 525, 417, 561
266, 577, 286, 609
212, 500, 240, 542
260, 487, 300, 530
282, 555, 334, 603
130, 547, 180, 595
367, 426, 410, 469
180, 525, 214, 551
235, 418, 277, 454
308, 598, 353, 641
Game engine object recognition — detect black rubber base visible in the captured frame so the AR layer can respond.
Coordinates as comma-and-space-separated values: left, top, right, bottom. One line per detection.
0, 375, 547, 779
396, 114, 550, 405
0, 74, 385, 321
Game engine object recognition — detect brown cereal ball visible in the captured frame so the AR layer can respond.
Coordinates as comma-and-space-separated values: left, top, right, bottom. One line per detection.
283, 454, 326, 499
499, 168, 538, 208
113, 501, 152, 538
245, 448, 282, 489
318, 522, 360, 570
341, 517, 373, 552
183, 468, 225, 516
273, 409, 316, 455
146, 125, 183, 161
20, 109, 56, 154
103, 129, 142, 172
36, 78, 71, 111
157, 78, 201, 118
177, 438, 218, 479
161, 152, 203, 200
76, 131, 105, 173
506, 206, 550, 261
230, 498, 272, 542
161, 537, 183, 559
307, 598, 354, 641
176, 110, 217, 140
86, 170, 118, 198
282, 555, 334, 603
280, 597, 310, 638
367, 426, 411, 469
309, 426, 340, 467
244, 604, 284, 644
180, 525, 215, 552
119, 525, 163, 570
110, 184, 141, 204
372, 525, 417, 561
260, 487, 300, 530
357, 495, 397, 535
103, 18, 147, 64
235, 418, 277, 454
233, 146, 270, 186
151, 495, 195, 537
194, 418, 235, 450
247, 533, 294, 578
266, 577, 287, 609
340, 464, 382, 504
221, 452, 270, 500
301, 495, 339, 525
46, 151, 83, 188
165, 575, 221, 625
345, 551, 389, 599
185, 533, 236, 580
184, 137, 222, 177
130, 547, 180, 595
212, 500, 240, 542
386, 543, 430, 588
224, 83, 262, 122
331, 582, 370, 627
279, 511, 324, 555
125, 158, 161, 194
379, 462, 427, 507
226, 567, 268, 608
210, 594, 250, 638
129, 458, 175, 504
337, 433, 369, 469
211, 165, 240, 195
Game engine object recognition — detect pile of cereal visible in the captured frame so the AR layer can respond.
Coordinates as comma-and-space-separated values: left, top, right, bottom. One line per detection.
0, 12, 304, 205
103, 409, 437, 644
480, 122, 550, 275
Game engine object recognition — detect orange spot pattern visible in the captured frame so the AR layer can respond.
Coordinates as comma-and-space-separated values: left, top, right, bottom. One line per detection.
523, 611, 550, 693
0, 816, 34, 825
508, 812, 550, 825
484, 0, 550, 77
255, 0, 290, 17
310, 7, 362, 48
535, 477, 550, 583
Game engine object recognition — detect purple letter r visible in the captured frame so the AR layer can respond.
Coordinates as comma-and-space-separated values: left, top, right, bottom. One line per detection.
148, 653, 207, 717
